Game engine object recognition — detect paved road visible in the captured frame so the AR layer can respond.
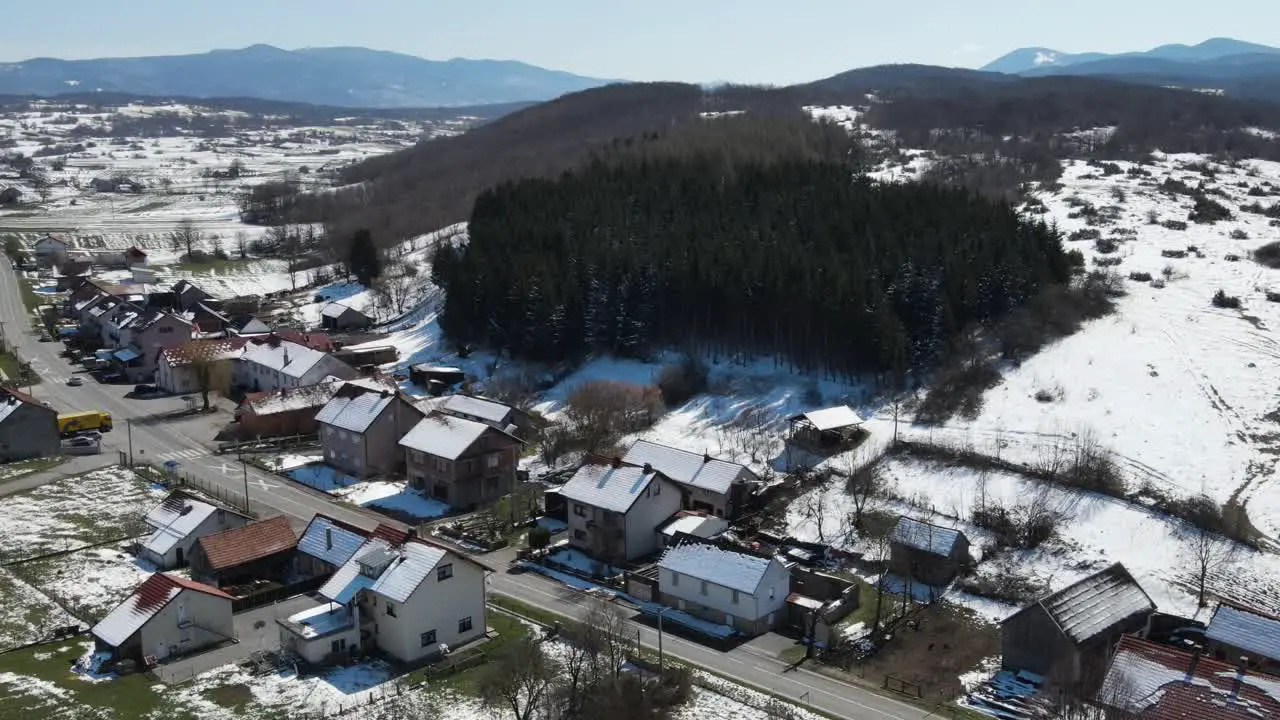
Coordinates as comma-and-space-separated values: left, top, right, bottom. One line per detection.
0, 257, 403, 534
1, 258, 935, 719
488, 567, 929, 720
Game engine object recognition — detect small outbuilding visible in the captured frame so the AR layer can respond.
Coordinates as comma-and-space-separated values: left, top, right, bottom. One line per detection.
189, 515, 298, 588
138, 493, 251, 569
320, 302, 372, 332
1204, 602, 1280, 675
787, 406, 864, 450
1001, 562, 1155, 689
887, 516, 970, 587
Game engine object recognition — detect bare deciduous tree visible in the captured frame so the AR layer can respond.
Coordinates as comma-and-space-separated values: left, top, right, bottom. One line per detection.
798, 488, 828, 544
234, 230, 249, 260
479, 636, 559, 720
1185, 519, 1236, 608
172, 218, 200, 258
845, 460, 883, 530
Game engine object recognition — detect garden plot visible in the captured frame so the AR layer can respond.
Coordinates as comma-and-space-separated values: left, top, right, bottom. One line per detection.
10, 543, 165, 624
0, 466, 163, 563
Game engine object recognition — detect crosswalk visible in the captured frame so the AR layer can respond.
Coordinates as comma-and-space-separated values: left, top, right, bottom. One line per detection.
155, 449, 209, 462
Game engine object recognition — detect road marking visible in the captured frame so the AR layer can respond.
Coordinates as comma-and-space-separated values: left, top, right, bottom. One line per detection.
156, 449, 208, 461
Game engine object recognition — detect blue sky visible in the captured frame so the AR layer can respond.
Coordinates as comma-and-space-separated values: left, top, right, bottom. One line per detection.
0, 0, 1275, 84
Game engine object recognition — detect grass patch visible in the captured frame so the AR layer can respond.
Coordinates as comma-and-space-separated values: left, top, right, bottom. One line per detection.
0, 456, 65, 486
170, 256, 255, 274
203, 682, 255, 712
123, 200, 170, 214
0, 643, 184, 720
488, 596, 566, 628
17, 279, 44, 314
415, 610, 531, 697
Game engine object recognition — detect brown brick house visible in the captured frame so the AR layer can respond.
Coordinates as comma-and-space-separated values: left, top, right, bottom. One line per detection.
398, 413, 523, 510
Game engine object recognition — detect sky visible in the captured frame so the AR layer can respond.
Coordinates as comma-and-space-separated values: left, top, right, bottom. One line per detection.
0, 1, 1276, 84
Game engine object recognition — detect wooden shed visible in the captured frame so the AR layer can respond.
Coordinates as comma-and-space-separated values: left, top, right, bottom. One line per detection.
787, 406, 864, 450
888, 516, 970, 587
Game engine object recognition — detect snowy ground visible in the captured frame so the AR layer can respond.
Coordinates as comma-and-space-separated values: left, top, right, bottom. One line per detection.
0, 466, 163, 563
286, 464, 452, 521
12, 544, 168, 624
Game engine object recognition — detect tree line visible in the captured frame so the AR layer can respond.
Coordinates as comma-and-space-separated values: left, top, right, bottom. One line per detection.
434, 123, 1068, 382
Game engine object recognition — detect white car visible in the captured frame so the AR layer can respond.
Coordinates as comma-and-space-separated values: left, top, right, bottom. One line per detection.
66, 376, 84, 387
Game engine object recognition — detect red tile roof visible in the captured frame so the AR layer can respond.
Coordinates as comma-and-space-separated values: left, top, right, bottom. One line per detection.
371, 523, 409, 546
1100, 636, 1280, 720
273, 329, 335, 352
196, 516, 296, 572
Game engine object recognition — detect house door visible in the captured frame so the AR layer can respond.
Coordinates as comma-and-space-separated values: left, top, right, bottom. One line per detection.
177, 602, 187, 625
175, 548, 184, 566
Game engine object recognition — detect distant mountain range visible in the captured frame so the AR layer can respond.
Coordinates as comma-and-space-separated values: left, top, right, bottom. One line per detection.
0, 45, 617, 108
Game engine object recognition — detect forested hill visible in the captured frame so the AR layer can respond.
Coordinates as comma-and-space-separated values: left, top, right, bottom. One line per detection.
433, 120, 1068, 380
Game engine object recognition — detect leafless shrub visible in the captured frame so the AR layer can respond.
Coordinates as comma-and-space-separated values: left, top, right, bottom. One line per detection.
565, 380, 664, 451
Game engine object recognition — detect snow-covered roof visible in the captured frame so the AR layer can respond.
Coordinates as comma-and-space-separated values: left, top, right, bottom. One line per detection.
622, 440, 752, 495
399, 413, 491, 460
0, 389, 46, 425
315, 392, 395, 434
242, 379, 342, 416
889, 516, 965, 557
1206, 604, 1280, 662
659, 543, 776, 595
321, 302, 365, 319
558, 463, 666, 514
790, 405, 864, 431
1012, 563, 1154, 645
161, 338, 246, 367
1099, 635, 1280, 719
92, 573, 232, 647
297, 515, 367, 568
240, 340, 327, 379
319, 538, 448, 605
142, 495, 219, 556
661, 513, 730, 540
281, 602, 353, 640
440, 395, 514, 425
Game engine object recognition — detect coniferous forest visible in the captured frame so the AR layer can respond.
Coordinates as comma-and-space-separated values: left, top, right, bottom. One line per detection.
434, 121, 1069, 381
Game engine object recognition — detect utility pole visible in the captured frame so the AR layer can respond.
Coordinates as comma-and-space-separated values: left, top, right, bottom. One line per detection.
127, 418, 134, 467
657, 607, 669, 673
239, 449, 250, 514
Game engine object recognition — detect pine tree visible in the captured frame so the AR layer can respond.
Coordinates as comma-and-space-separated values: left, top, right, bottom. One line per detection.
348, 229, 382, 287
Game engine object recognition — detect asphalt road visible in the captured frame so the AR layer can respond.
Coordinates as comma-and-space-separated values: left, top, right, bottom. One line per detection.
0, 257, 935, 719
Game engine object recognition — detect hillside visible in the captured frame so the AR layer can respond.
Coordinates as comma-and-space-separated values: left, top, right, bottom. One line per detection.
982, 37, 1280, 74
0, 45, 616, 108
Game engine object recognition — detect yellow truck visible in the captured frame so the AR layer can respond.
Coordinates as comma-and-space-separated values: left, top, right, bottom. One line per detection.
57, 410, 113, 436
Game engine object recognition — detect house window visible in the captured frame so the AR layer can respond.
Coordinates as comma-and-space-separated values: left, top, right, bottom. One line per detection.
386, 602, 397, 617
437, 563, 453, 581
653, 482, 660, 496
573, 503, 586, 517
458, 616, 473, 633
331, 638, 347, 653
671, 572, 679, 587
486, 454, 499, 469
731, 590, 739, 604
769, 586, 775, 600
420, 630, 437, 647
700, 581, 708, 596
159, 326, 173, 334
573, 529, 586, 541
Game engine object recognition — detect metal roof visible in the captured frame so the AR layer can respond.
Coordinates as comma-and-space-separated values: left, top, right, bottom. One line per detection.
196, 516, 296, 572
142, 496, 219, 556
1016, 563, 1154, 645
321, 302, 361, 319
240, 340, 328, 379
114, 347, 140, 362
558, 463, 664, 514
298, 515, 367, 568
658, 543, 777, 595
622, 440, 752, 495
1206, 605, 1280, 662
370, 541, 447, 603
398, 413, 489, 460
91, 573, 232, 647
661, 514, 730, 539
319, 538, 447, 605
440, 395, 514, 425
790, 405, 864, 431
315, 392, 394, 434
889, 516, 965, 557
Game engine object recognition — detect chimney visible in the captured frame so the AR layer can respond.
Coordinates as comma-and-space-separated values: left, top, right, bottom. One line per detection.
611, 456, 622, 469
643, 462, 653, 474
703, 450, 712, 464
325, 528, 333, 550
1230, 656, 1249, 700
283, 346, 290, 366
1184, 647, 1202, 682
406, 526, 417, 539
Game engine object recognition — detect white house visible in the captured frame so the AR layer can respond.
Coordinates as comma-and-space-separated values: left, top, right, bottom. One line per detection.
558, 460, 683, 564
621, 440, 759, 519
279, 537, 487, 665
34, 234, 69, 267
155, 338, 246, 395
657, 542, 790, 636
91, 573, 234, 663
139, 493, 251, 569
234, 338, 356, 393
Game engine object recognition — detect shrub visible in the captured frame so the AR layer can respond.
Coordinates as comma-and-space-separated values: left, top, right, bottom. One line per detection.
1265, 291, 1280, 303
1128, 271, 1153, 282
1161, 249, 1187, 259
655, 354, 708, 407
1065, 249, 1085, 268
1093, 255, 1122, 267
1146, 209, 1159, 224
1189, 194, 1233, 224
916, 358, 1001, 424
1068, 228, 1102, 242
565, 380, 664, 451
1094, 237, 1118, 254
1162, 220, 1189, 231
528, 526, 552, 550
1033, 386, 1063, 403
1248, 186, 1268, 197
1212, 289, 1241, 309
1110, 186, 1127, 203
1229, 229, 1249, 240
1255, 241, 1280, 269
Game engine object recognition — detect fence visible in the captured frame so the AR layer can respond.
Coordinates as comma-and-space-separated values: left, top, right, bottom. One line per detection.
135, 461, 255, 516
884, 674, 924, 698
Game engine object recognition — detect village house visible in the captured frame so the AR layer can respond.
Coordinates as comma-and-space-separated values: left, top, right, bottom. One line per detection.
408, 364, 466, 396
189, 515, 298, 589
156, 337, 246, 395
1205, 603, 1280, 675
657, 541, 790, 636
139, 493, 251, 569
558, 459, 684, 564
273, 329, 336, 352
229, 315, 272, 336
172, 279, 211, 311
621, 440, 758, 519
234, 379, 345, 438
118, 310, 196, 382
34, 234, 69, 267
1098, 635, 1280, 719
787, 405, 865, 450
1001, 563, 1155, 688
0, 388, 59, 461
233, 337, 357, 393
190, 302, 231, 334
320, 302, 373, 332
424, 394, 535, 438
91, 573, 234, 664
398, 413, 523, 511
317, 387, 422, 478
887, 516, 971, 587
279, 536, 487, 665
124, 246, 148, 268
293, 514, 369, 579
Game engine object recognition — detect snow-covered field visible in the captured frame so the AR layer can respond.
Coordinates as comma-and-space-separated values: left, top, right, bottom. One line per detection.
15, 544, 166, 623
286, 463, 452, 521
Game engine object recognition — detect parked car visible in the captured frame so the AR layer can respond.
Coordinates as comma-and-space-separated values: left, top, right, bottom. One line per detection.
130, 384, 159, 396
66, 376, 84, 387
66, 436, 97, 448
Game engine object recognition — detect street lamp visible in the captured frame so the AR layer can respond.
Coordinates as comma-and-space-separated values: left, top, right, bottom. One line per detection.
657, 606, 671, 674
